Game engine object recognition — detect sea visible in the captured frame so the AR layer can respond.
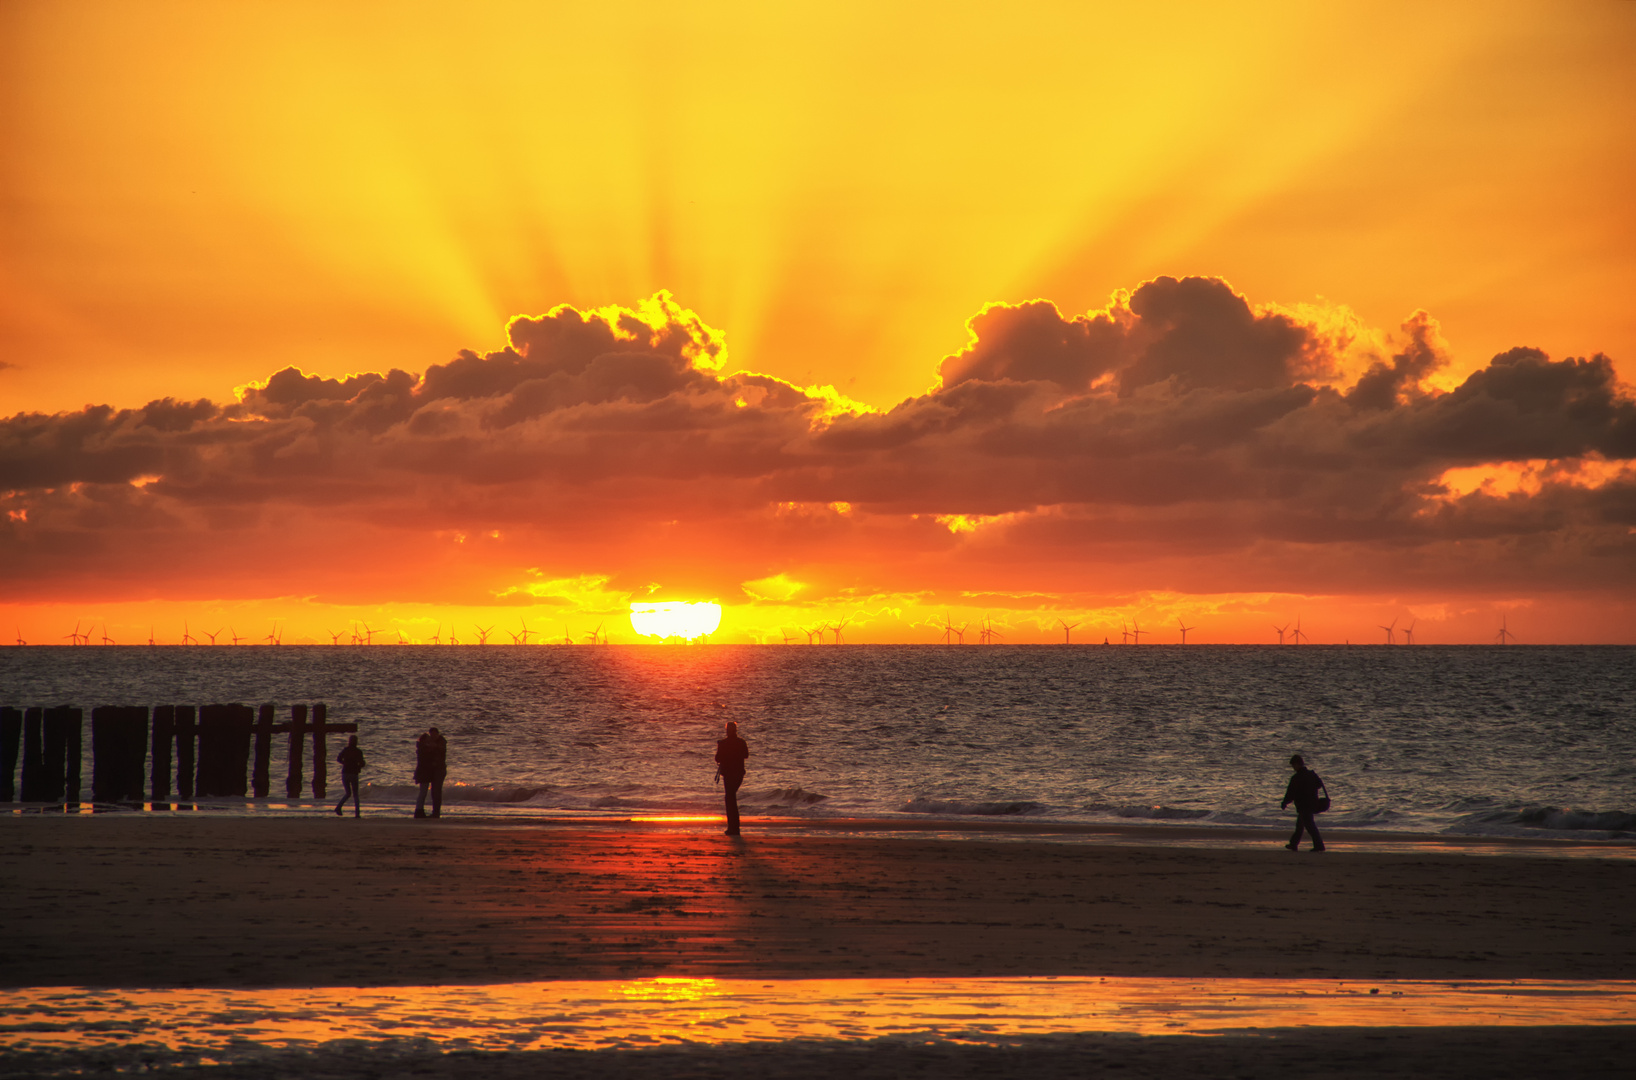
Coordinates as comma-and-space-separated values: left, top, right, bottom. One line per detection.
3, 644, 1633, 841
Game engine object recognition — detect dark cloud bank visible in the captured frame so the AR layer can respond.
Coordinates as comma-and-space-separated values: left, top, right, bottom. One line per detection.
3, 281, 1633, 599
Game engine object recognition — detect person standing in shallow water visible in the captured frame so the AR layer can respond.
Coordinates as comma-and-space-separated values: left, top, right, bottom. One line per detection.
334, 735, 365, 817
715, 721, 749, 836
1281, 754, 1327, 852
414, 727, 448, 819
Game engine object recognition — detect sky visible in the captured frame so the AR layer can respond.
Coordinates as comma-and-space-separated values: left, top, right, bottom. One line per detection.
3, 0, 1634, 644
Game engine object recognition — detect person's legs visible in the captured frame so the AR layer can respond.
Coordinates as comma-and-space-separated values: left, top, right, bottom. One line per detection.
348, 774, 361, 817
431, 776, 443, 817
1287, 813, 1308, 849
723, 773, 742, 835
415, 781, 429, 817
334, 783, 346, 815
1306, 812, 1324, 851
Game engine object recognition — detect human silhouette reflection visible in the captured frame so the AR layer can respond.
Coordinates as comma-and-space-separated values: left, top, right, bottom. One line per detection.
414, 727, 447, 818
334, 735, 365, 817
715, 721, 748, 836
1281, 754, 1328, 852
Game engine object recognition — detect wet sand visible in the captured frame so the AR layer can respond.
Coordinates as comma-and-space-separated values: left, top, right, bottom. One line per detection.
3, 815, 1632, 986
2, 816, 1632, 1078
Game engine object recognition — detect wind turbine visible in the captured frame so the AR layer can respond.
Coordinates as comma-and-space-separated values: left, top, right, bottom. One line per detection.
429, 624, 442, 646
205, 628, 223, 645
14, 626, 26, 646
983, 618, 1004, 645
182, 621, 198, 646
1177, 619, 1195, 645
1377, 617, 1397, 645
100, 624, 116, 645
264, 622, 282, 646
475, 625, 493, 645
328, 629, 344, 645
63, 620, 83, 645
228, 628, 244, 646
1496, 615, 1515, 645
1290, 617, 1308, 645
590, 622, 606, 644
1057, 618, 1080, 644
1402, 618, 1417, 646
449, 629, 460, 645
517, 618, 534, 645
939, 615, 958, 644
1272, 623, 1288, 646
1129, 620, 1146, 645
148, 626, 158, 646
360, 623, 377, 646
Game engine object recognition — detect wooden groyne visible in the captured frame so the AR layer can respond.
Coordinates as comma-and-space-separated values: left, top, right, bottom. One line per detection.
0, 704, 355, 805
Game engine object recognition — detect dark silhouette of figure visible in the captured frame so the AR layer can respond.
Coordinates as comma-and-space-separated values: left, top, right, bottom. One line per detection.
715, 721, 749, 836
414, 727, 447, 818
1281, 754, 1327, 851
334, 735, 365, 817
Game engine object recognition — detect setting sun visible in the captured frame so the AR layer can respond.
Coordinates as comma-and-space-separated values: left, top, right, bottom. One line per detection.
629, 602, 723, 642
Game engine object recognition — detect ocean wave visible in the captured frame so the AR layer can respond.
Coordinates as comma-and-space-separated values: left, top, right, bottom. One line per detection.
362, 783, 558, 804
740, 787, 828, 806
1457, 806, 1636, 833
901, 797, 1043, 816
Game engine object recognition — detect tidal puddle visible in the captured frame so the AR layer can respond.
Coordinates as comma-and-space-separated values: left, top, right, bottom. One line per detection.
3, 977, 1633, 1058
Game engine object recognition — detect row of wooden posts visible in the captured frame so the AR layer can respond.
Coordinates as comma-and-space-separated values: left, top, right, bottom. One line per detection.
0, 704, 356, 804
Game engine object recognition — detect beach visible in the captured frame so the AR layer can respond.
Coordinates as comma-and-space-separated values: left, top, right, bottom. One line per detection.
2, 816, 1633, 1076
5, 816, 1633, 986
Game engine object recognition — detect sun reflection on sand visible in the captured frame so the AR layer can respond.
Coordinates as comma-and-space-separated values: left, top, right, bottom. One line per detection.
3, 978, 1633, 1059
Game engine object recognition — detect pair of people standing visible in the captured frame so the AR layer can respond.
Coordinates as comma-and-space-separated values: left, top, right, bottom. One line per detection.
414, 727, 448, 818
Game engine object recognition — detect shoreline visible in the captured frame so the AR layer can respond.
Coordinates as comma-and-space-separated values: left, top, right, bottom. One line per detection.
3, 816, 1633, 989
6, 802, 1634, 857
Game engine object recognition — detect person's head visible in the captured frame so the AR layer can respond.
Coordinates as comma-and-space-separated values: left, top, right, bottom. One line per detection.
429, 727, 440, 737
725, 721, 737, 736
1290, 754, 1305, 769
348, 735, 358, 747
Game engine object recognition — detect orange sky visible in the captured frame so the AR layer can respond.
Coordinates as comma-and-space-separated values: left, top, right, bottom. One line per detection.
3, 1, 1634, 644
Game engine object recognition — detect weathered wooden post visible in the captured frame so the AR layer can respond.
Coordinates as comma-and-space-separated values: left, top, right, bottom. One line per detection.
60, 710, 81, 801
197, 704, 253, 797
311, 702, 329, 799
252, 704, 276, 798
285, 704, 308, 798
41, 706, 81, 804
92, 706, 149, 802
174, 705, 196, 801
19, 707, 44, 801
0, 707, 20, 801
151, 706, 175, 803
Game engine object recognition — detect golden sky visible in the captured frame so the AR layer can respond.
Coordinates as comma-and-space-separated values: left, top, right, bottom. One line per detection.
3, 1, 1634, 643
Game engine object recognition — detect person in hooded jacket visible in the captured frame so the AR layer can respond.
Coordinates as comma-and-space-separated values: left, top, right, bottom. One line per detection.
1281, 753, 1327, 852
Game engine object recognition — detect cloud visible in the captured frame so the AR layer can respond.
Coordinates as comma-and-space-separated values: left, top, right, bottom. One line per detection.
2, 279, 1632, 605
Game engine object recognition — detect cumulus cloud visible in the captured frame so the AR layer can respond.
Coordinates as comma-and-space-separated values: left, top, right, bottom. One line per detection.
2, 279, 1632, 602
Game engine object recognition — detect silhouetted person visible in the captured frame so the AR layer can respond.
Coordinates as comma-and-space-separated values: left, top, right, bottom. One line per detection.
414, 727, 447, 819
715, 721, 749, 836
1281, 753, 1327, 852
334, 735, 365, 818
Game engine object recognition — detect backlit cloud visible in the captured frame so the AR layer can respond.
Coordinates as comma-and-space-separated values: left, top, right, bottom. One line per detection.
3, 279, 1632, 633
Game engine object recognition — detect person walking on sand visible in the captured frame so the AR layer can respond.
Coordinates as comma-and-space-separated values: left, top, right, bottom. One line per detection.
715, 721, 749, 836
1281, 753, 1328, 852
334, 735, 366, 817
414, 727, 448, 819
